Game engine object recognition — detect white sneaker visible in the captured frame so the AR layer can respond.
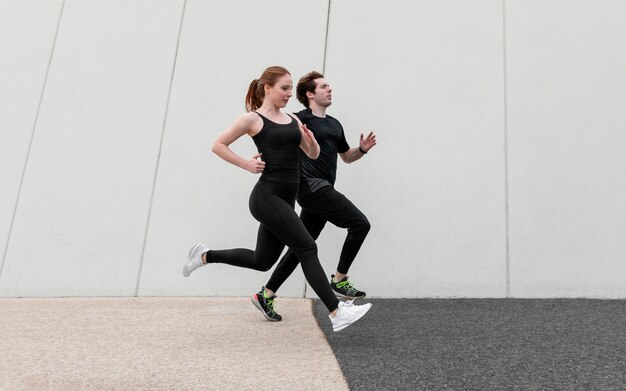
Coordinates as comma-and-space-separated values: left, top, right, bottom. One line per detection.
329, 300, 372, 332
183, 241, 209, 277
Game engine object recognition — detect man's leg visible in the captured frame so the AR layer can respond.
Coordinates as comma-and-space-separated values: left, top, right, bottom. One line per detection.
298, 186, 370, 298
301, 187, 370, 274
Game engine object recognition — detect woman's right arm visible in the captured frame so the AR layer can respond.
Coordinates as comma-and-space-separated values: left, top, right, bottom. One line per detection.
211, 114, 265, 174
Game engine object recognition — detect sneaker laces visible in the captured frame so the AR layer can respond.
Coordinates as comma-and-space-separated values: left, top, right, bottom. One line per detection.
264, 296, 278, 315
336, 279, 359, 294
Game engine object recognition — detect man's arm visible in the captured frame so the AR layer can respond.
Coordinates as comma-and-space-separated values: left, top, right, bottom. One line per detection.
339, 131, 377, 164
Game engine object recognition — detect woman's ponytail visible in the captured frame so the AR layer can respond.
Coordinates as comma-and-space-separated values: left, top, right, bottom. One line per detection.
245, 79, 263, 112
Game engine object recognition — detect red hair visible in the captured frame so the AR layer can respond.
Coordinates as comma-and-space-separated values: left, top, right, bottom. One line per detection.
245, 66, 291, 112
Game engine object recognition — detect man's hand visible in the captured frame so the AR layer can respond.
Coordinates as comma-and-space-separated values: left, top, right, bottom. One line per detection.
359, 131, 377, 153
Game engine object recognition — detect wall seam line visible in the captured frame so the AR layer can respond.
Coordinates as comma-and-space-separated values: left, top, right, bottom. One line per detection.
134, 0, 187, 297
322, 0, 331, 75
0, 0, 66, 286
502, 0, 511, 298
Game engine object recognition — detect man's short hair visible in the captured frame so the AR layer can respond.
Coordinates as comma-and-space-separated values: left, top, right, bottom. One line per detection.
297, 71, 324, 107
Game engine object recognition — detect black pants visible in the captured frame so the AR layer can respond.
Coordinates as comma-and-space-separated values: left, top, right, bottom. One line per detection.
266, 185, 370, 293
206, 180, 339, 312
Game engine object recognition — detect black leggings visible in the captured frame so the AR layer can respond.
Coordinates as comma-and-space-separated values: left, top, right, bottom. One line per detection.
206, 180, 339, 312
266, 185, 370, 293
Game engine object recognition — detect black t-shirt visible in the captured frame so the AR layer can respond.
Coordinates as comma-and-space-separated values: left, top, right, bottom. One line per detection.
295, 109, 350, 196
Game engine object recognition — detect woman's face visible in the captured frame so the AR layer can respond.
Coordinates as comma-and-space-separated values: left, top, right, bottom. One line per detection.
265, 74, 293, 108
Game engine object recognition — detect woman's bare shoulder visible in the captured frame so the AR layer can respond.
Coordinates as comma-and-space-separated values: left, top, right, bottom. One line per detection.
237, 111, 263, 136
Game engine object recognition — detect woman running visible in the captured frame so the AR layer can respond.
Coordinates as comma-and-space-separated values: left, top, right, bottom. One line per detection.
182, 66, 371, 332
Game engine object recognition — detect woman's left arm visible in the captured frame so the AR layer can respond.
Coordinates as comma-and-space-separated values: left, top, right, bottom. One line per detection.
296, 116, 320, 159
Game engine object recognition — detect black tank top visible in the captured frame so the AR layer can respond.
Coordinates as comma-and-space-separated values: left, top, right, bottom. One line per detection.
252, 112, 302, 184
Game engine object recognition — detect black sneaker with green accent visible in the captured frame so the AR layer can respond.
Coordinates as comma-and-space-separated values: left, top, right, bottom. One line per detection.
330, 275, 367, 299
251, 287, 282, 322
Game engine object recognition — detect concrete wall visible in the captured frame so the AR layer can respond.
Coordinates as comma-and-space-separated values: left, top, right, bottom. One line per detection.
1, 0, 624, 298
506, 0, 626, 297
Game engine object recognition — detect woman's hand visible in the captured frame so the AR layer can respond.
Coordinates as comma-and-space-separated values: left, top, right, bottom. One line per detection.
244, 153, 265, 174
301, 124, 320, 159
302, 124, 316, 145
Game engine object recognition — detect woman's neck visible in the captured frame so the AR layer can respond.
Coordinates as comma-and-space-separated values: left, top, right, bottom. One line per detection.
257, 101, 281, 115
256, 102, 291, 124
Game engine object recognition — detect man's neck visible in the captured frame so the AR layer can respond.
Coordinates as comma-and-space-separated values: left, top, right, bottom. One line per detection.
309, 103, 327, 118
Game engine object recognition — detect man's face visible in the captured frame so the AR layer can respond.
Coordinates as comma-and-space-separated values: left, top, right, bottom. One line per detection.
309, 78, 332, 108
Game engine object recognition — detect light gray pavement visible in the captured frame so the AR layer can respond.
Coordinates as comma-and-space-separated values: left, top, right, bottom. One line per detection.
0, 297, 348, 391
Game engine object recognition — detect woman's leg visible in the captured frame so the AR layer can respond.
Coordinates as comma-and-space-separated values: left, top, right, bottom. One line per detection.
266, 186, 369, 296
248, 183, 339, 312
265, 208, 327, 293
190, 181, 339, 312
206, 225, 284, 271
205, 182, 286, 271
263, 206, 338, 311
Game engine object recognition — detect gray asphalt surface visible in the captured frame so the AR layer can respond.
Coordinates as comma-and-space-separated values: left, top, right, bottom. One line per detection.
314, 298, 626, 390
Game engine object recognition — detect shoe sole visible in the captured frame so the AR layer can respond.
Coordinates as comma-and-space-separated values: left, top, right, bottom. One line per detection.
333, 291, 367, 300
183, 241, 205, 277
251, 294, 281, 322
182, 254, 197, 277
333, 303, 372, 332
